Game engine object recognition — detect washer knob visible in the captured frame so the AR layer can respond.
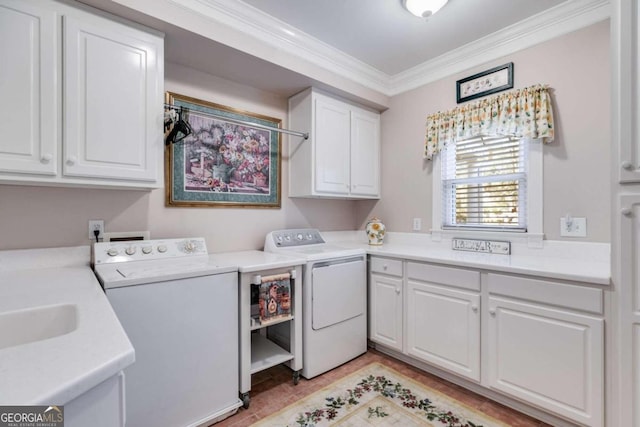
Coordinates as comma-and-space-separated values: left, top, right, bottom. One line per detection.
184, 241, 195, 253
157, 245, 168, 253
125, 246, 136, 256
142, 246, 152, 254
296, 233, 303, 241
106, 248, 119, 257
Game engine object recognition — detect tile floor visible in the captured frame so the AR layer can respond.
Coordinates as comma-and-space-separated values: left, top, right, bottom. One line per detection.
216, 348, 552, 426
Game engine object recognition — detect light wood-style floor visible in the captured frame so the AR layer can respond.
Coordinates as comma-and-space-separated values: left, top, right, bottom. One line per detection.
216, 348, 552, 426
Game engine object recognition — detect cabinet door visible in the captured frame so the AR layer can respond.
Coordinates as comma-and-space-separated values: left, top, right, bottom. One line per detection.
619, 194, 640, 426
487, 296, 603, 427
369, 273, 403, 351
615, 0, 640, 182
314, 95, 350, 194
350, 108, 380, 197
0, 1, 57, 175
65, 372, 125, 427
63, 13, 162, 183
406, 280, 480, 381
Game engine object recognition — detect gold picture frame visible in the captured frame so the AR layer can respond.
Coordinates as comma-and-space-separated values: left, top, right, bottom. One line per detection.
165, 92, 282, 208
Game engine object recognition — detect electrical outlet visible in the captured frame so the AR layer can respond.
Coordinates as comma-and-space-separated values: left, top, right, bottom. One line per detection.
560, 217, 586, 237
412, 217, 422, 231
88, 220, 105, 240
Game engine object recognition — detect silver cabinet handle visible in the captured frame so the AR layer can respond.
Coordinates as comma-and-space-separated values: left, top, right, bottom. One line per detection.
383, 264, 388, 270
66, 156, 77, 166
472, 305, 478, 313
40, 154, 53, 163
622, 207, 633, 217
489, 309, 496, 316
395, 287, 401, 294
622, 161, 634, 170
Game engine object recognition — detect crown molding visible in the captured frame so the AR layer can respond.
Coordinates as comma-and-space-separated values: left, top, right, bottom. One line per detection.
167, 0, 609, 97
388, 0, 611, 95
167, 0, 391, 93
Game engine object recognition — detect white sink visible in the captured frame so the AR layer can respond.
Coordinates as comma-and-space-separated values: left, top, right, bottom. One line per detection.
0, 304, 77, 350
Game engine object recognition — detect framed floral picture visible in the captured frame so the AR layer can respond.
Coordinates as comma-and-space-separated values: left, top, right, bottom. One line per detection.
165, 92, 281, 208
456, 62, 514, 103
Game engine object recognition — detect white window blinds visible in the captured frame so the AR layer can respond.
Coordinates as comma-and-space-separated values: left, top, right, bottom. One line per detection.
442, 136, 528, 231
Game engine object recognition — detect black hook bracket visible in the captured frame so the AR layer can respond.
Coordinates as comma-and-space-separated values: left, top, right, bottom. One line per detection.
165, 106, 193, 145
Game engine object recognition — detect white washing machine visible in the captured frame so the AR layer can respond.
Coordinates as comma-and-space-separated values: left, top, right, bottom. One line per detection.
264, 229, 367, 379
93, 238, 242, 427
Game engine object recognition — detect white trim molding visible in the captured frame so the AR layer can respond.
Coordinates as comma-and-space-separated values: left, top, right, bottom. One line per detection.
167, 0, 390, 93
388, 0, 611, 95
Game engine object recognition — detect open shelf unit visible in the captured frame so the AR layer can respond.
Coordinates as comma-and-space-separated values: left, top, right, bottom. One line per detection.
250, 333, 295, 374
238, 263, 303, 409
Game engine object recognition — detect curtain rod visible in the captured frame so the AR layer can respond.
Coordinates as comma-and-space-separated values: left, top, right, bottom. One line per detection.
165, 104, 308, 140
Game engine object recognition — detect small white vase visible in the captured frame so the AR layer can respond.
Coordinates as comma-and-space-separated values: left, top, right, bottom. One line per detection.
365, 217, 386, 246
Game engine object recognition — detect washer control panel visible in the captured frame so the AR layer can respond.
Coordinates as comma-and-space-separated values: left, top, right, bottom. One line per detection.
94, 238, 208, 264
267, 229, 325, 248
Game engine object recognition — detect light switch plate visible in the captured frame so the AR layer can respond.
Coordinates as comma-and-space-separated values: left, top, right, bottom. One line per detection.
560, 217, 587, 237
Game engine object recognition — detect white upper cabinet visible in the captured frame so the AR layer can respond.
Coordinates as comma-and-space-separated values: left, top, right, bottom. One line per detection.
63, 13, 162, 183
289, 88, 380, 199
350, 108, 380, 197
314, 95, 351, 194
615, 0, 640, 182
0, 1, 58, 176
0, 0, 163, 189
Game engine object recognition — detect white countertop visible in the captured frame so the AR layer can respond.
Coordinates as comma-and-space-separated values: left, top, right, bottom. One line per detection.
322, 231, 611, 285
0, 247, 134, 405
0, 247, 305, 407
211, 250, 305, 273
0, 233, 610, 406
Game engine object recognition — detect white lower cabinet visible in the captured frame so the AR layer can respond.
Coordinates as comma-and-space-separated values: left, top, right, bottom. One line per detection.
368, 257, 403, 351
405, 261, 481, 382
367, 256, 605, 427
65, 372, 125, 427
406, 280, 480, 381
369, 273, 403, 351
487, 296, 604, 427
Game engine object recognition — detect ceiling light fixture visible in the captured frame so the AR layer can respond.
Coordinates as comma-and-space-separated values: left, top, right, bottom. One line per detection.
403, 0, 449, 18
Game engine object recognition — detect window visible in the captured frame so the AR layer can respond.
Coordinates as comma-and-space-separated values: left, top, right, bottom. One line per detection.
441, 136, 528, 231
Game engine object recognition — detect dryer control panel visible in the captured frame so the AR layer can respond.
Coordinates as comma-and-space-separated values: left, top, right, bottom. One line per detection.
266, 229, 325, 249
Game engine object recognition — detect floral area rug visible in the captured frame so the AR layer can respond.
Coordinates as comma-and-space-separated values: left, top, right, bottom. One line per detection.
251, 363, 508, 427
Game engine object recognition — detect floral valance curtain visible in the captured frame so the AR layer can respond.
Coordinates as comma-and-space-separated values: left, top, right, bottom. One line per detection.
424, 84, 554, 160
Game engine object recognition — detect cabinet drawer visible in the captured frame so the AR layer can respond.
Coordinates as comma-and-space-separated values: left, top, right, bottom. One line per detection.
370, 257, 403, 277
488, 273, 603, 314
407, 262, 480, 291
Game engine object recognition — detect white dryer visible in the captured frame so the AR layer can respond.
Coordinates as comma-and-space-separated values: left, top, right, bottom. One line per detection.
264, 229, 367, 379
